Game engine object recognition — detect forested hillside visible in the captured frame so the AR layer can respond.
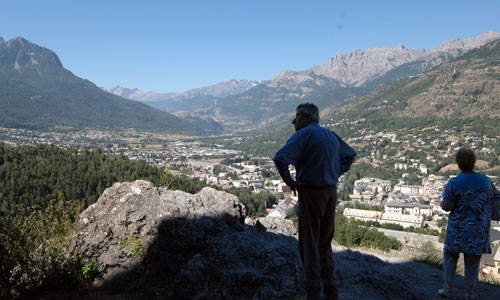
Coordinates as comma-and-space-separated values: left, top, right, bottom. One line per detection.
0, 144, 205, 216
0, 143, 277, 218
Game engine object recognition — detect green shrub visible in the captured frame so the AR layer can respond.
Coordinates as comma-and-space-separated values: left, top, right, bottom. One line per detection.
82, 259, 100, 283
334, 212, 402, 252
412, 241, 443, 269
119, 235, 145, 258
0, 196, 87, 299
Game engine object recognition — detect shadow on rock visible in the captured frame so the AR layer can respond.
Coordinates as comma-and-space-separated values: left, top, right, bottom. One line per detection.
90, 214, 304, 300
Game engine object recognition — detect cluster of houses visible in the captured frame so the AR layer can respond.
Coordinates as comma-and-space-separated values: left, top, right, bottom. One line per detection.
184, 159, 293, 193
348, 175, 448, 211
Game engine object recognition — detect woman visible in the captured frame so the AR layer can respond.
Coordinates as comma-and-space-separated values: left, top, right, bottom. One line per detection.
439, 148, 499, 299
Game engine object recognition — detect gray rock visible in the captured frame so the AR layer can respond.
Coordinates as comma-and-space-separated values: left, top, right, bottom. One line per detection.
254, 216, 298, 237
68, 180, 304, 299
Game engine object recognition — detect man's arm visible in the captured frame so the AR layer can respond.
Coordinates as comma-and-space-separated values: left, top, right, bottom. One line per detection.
336, 133, 356, 174
273, 160, 297, 194
273, 130, 306, 195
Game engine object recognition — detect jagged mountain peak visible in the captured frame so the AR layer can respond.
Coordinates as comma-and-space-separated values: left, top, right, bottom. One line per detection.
275, 32, 500, 89
323, 36, 500, 135
434, 31, 500, 51
311, 43, 426, 86
0, 36, 64, 72
104, 79, 265, 114
396, 43, 406, 49
106, 85, 141, 99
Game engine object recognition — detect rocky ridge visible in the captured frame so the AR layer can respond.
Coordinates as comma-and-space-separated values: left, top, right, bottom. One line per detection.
296, 32, 500, 88
0, 36, 63, 73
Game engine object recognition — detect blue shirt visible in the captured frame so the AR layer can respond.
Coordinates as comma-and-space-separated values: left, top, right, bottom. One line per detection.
443, 172, 499, 255
273, 122, 356, 186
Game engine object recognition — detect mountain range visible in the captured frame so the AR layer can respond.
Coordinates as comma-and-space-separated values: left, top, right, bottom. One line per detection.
104, 79, 266, 113
1, 32, 499, 135
107, 32, 499, 132
0, 36, 220, 135
198, 32, 500, 131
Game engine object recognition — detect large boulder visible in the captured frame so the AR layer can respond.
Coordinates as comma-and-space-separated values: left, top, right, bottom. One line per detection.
68, 180, 304, 299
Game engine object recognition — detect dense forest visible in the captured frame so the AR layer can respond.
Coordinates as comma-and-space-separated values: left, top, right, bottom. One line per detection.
0, 144, 167, 215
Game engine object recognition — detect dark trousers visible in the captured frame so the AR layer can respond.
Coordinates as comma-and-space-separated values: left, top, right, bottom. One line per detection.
298, 185, 338, 300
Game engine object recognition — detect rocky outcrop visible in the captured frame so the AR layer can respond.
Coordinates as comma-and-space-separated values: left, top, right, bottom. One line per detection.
68, 180, 304, 299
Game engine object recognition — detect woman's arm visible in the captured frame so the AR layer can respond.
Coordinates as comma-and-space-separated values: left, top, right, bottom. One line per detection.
440, 199, 455, 212
441, 179, 455, 212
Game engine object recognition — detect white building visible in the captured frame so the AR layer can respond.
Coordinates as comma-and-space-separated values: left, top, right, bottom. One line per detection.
395, 162, 408, 170
394, 183, 425, 195
380, 212, 424, 228
344, 208, 382, 222
385, 202, 433, 216
343, 208, 424, 228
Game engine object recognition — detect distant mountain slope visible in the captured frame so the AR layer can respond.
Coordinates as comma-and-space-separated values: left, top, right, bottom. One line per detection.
324, 37, 500, 136
0, 37, 209, 135
196, 32, 500, 131
105, 86, 179, 102
104, 79, 266, 113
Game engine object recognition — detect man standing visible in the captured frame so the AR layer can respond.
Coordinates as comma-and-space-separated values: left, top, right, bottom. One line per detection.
273, 103, 356, 300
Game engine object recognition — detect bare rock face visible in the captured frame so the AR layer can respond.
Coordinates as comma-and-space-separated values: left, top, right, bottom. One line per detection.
68, 180, 304, 299
246, 216, 298, 237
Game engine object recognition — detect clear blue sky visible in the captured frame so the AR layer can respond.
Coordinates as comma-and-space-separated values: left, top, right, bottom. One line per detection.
1, 0, 499, 93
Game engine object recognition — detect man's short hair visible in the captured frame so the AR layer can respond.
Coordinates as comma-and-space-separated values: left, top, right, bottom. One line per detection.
456, 148, 476, 172
297, 103, 320, 122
